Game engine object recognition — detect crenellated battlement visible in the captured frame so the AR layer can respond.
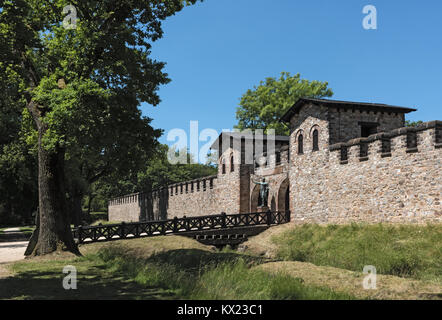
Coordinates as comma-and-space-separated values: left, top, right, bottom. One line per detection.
109, 192, 143, 206
168, 175, 217, 196
109, 175, 218, 207
329, 121, 442, 165
108, 98, 441, 225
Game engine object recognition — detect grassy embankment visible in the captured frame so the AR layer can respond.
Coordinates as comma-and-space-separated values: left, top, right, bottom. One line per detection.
1, 223, 441, 300
272, 223, 442, 282
0, 235, 352, 300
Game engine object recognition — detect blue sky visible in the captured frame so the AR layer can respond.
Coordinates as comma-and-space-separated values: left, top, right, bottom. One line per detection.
141, 0, 442, 152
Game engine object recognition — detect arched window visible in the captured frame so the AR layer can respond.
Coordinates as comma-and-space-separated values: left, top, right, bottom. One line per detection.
230, 155, 234, 172
298, 134, 304, 154
312, 129, 319, 151
221, 158, 226, 174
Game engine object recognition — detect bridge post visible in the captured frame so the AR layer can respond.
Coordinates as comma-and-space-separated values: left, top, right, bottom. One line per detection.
173, 217, 178, 233
77, 226, 83, 244
183, 216, 187, 231
121, 222, 125, 238
266, 210, 272, 226
221, 212, 227, 228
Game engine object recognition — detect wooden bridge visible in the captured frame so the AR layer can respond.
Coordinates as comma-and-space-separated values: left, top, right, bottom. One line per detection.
72, 211, 290, 247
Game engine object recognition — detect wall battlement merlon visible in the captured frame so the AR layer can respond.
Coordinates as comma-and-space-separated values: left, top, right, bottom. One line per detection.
328, 120, 441, 164
109, 175, 219, 206
109, 192, 143, 206
168, 175, 217, 196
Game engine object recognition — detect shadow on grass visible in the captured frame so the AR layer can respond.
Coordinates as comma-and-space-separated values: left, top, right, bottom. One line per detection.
0, 265, 176, 300
144, 248, 267, 274
0, 246, 270, 300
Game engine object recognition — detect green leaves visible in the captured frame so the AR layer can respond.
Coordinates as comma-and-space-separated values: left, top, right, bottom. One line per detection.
235, 72, 333, 135
0, 0, 201, 223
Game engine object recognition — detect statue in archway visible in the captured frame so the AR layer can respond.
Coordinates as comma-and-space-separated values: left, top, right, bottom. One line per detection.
253, 177, 269, 208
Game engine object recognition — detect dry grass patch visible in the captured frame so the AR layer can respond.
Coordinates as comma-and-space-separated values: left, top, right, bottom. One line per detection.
240, 223, 296, 258
79, 235, 212, 259
256, 261, 442, 300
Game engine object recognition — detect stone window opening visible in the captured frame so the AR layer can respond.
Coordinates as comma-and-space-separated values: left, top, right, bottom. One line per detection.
221, 158, 226, 174
298, 134, 304, 154
191, 182, 194, 193
312, 129, 319, 151
197, 181, 200, 191
276, 151, 281, 165
230, 155, 234, 172
340, 145, 348, 164
359, 122, 378, 138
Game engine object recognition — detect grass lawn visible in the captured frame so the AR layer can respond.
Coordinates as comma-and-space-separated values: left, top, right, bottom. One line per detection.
0, 236, 353, 300
1, 223, 440, 300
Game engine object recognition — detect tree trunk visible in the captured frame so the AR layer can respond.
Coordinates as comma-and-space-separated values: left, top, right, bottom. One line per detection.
86, 193, 95, 221
25, 121, 80, 256
71, 190, 83, 227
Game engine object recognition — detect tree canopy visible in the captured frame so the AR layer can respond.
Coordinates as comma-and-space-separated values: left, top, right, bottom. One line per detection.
235, 72, 333, 135
0, 0, 199, 255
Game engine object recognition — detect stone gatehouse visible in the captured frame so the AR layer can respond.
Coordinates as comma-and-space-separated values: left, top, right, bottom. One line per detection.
109, 98, 442, 224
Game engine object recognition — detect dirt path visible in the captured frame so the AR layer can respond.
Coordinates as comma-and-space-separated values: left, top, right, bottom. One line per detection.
0, 241, 28, 264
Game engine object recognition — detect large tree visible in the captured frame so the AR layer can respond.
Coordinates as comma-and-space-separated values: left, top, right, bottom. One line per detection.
235, 72, 333, 135
95, 144, 217, 202
0, 0, 198, 256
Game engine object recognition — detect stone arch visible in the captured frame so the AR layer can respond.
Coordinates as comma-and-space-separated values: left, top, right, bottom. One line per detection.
309, 124, 320, 138
294, 129, 304, 142
220, 157, 226, 174
310, 124, 320, 151
277, 178, 290, 212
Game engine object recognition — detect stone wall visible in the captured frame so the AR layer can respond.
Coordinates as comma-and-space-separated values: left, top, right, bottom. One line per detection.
327, 107, 405, 144
109, 176, 222, 222
108, 193, 144, 222
289, 120, 442, 224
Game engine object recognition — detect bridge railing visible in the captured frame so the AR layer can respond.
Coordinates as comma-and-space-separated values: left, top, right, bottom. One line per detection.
72, 211, 290, 244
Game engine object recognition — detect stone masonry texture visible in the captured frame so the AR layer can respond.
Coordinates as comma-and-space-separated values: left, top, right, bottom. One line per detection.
109, 99, 441, 225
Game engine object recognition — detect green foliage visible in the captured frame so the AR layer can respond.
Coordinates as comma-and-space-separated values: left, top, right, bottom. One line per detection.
235, 72, 333, 135
0, 80, 37, 225
95, 144, 217, 200
0, 0, 201, 226
273, 223, 442, 281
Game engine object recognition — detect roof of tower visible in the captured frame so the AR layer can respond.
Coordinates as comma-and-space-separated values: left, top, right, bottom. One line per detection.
210, 132, 289, 151
280, 98, 417, 123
